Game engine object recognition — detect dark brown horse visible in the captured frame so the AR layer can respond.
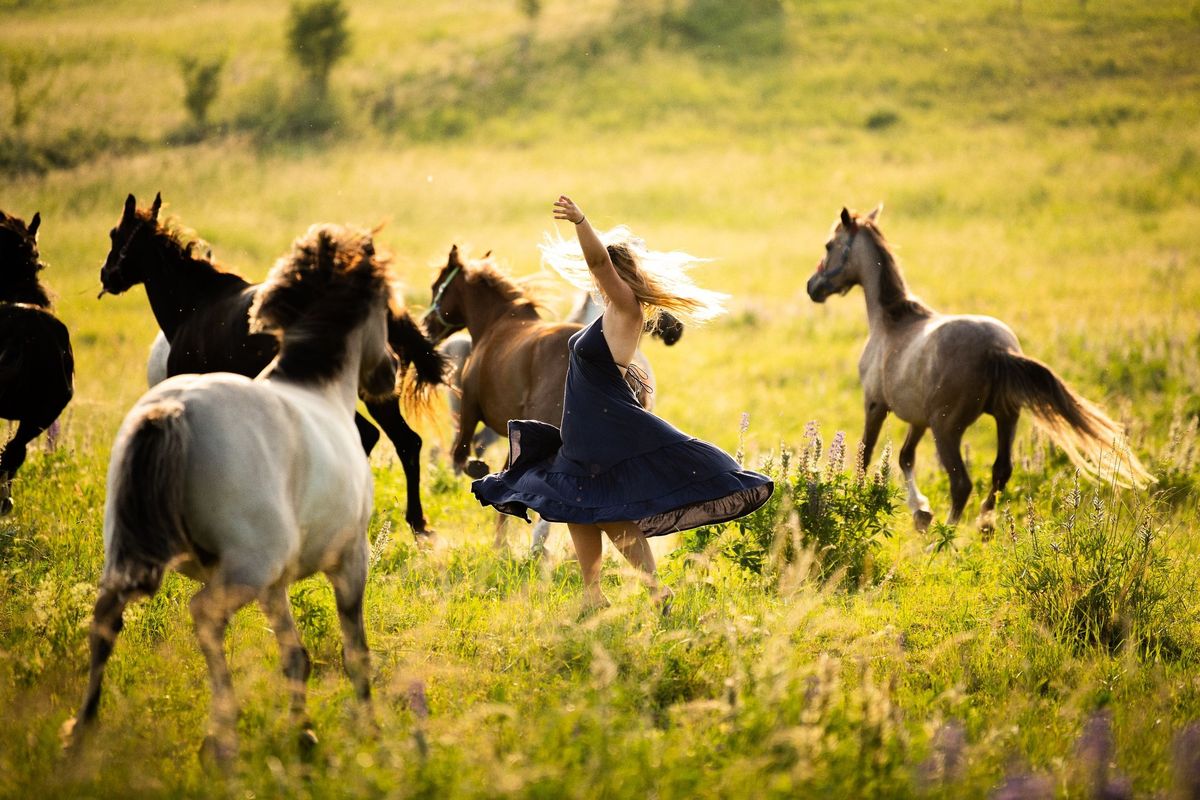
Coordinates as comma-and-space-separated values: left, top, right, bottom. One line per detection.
0, 210, 74, 516
98, 193, 445, 535
806, 206, 1151, 532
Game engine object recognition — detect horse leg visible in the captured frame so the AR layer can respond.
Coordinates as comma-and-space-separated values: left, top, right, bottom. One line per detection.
899, 424, 933, 531
931, 423, 972, 527
364, 399, 429, 536
530, 517, 552, 557
62, 586, 131, 751
0, 418, 50, 516
451, 385, 485, 475
328, 544, 374, 715
979, 411, 1018, 535
353, 412, 382, 457
191, 579, 256, 766
861, 399, 889, 469
260, 584, 316, 753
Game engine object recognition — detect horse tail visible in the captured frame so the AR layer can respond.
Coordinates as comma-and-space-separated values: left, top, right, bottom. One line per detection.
104, 399, 192, 597
986, 350, 1152, 488
389, 308, 448, 418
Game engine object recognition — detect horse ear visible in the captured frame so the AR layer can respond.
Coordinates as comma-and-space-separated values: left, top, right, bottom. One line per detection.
866, 204, 883, 223
29, 212, 40, 236
448, 244, 461, 266
124, 194, 137, 219
840, 207, 857, 231
150, 192, 162, 221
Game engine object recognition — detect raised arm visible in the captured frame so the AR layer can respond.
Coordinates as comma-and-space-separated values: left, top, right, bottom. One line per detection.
553, 195, 643, 365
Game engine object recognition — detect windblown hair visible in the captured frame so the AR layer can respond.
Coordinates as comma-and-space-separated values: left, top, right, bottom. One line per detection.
539, 225, 727, 327
855, 219, 933, 325
250, 224, 393, 384
0, 210, 51, 307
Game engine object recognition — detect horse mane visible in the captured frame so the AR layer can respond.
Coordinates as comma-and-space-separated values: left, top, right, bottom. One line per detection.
134, 210, 249, 293
860, 220, 933, 324
465, 256, 547, 315
0, 211, 51, 307
250, 224, 392, 384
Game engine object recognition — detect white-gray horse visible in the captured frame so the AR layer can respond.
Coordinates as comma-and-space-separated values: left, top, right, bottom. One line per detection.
65, 224, 399, 763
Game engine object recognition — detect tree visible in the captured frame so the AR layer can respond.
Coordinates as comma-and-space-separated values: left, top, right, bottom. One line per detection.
287, 0, 351, 95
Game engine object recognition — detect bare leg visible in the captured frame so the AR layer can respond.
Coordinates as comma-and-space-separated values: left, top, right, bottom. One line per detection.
979, 411, 1018, 534
567, 523, 607, 607
899, 424, 933, 531
493, 512, 509, 550
932, 424, 972, 527
63, 586, 131, 750
260, 585, 315, 750
861, 399, 889, 468
191, 580, 256, 765
601, 521, 672, 610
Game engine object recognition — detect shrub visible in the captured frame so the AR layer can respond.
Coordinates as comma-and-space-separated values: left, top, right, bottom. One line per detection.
1002, 473, 1196, 658
178, 54, 224, 129
673, 422, 898, 589
287, 0, 351, 94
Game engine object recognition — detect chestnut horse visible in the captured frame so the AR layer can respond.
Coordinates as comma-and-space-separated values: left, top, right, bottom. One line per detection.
98, 194, 445, 536
0, 210, 74, 516
806, 206, 1151, 532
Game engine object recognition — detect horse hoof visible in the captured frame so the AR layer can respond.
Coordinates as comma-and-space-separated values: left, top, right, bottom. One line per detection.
412, 528, 437, 548
464, 459, 490, 479
913, 510, 933, 532
198, 734, 237, 769
59, 717, 84, 754
298, 726, 319, 761
0, 497, 13, 517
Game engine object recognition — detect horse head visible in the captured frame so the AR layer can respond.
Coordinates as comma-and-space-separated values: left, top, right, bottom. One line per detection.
251, 224, 399, 400
806, 205, 882, 303
0, 209, 49, 306
422, 244, 469, 344
99, 192, 162, 297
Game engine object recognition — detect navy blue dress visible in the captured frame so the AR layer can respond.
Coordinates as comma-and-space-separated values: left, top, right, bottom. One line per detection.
471, 317, 773, 537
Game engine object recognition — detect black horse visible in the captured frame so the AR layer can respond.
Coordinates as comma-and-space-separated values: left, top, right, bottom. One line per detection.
0, 210, 75, 516
98, 193, 446, 536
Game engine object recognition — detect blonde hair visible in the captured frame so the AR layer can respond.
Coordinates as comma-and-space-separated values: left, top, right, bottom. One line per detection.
539, 225, 728, 326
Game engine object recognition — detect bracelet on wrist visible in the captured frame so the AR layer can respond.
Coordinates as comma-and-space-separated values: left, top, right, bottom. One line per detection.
574, 216, 586, 225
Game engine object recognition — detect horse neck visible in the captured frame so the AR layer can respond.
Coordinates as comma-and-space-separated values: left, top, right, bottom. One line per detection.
858, 233, 920, 335
139, 237, 247, 339
462, 280, 539, 340
267, 322, 365, 412
0, 275, 51, 307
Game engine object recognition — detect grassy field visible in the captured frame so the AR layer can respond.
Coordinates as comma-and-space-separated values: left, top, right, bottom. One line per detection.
2, 0, 1200, 796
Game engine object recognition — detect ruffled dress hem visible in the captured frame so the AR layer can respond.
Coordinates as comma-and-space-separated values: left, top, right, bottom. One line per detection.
472, 419, 774, 537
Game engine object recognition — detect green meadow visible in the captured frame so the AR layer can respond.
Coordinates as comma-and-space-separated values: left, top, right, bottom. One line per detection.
2, 0, 1199, 796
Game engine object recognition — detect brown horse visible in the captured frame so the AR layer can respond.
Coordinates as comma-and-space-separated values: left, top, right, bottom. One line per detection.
424, 245, 582, 475
806, 206, 1151, 532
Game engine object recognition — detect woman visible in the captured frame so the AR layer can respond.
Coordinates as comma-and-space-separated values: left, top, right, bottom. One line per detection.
472, 196, 773, 610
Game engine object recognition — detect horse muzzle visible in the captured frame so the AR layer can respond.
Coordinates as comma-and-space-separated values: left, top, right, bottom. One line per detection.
806, 274, 831, 303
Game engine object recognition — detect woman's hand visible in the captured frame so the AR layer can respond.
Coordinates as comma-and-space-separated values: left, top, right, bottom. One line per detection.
553, 195, 586, 225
